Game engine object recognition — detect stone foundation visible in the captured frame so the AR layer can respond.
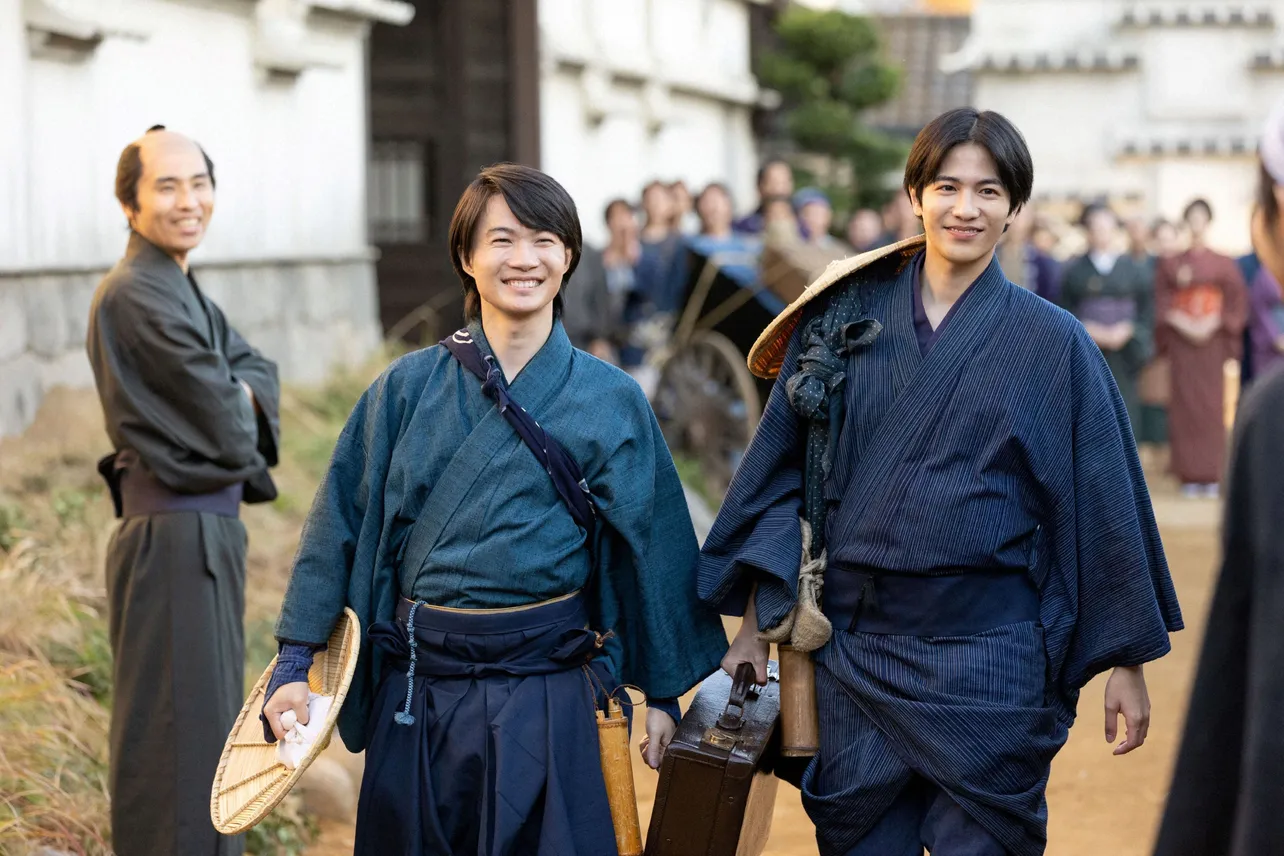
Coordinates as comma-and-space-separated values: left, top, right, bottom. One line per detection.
0, 255, 382, 438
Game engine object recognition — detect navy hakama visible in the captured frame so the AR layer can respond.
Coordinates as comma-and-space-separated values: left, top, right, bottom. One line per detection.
356, 593, 618, 856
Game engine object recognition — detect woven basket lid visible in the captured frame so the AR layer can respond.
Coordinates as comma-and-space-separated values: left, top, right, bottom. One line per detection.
210, 608, 360, 835
747, 235, 926, 380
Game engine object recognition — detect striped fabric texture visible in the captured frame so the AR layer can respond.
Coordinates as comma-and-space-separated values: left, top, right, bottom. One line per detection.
698, 251, 1184, 853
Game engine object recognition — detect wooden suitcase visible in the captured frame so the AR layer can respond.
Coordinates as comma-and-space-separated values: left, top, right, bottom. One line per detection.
645, 663, 781, 856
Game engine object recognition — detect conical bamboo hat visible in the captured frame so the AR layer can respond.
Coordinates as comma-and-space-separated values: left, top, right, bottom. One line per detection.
210, 608, 360, 834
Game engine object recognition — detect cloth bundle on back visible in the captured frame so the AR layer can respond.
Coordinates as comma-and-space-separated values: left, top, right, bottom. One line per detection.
700, 109, 1181, 856
258, 163, 726, 855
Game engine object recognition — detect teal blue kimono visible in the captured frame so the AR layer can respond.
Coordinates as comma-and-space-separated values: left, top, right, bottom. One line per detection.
274, 319, 726, 752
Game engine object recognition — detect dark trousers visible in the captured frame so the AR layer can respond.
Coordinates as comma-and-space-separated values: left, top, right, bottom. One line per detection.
105, 512, 247, 856
843, 776, 1009, 856
355, 593, 619, 856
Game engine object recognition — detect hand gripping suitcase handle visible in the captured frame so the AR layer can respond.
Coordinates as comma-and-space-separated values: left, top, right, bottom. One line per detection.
702, 663, 762, 752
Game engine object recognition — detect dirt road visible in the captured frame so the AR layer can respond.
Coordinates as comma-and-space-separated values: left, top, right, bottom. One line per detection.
309, 488, 1219, 855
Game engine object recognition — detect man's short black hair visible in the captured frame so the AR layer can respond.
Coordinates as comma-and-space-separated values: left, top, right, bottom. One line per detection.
1183, 197, 1213, 223
1079, 201, 1119, 229
903, 108, 1034, 215
114, 125, 216, 213
696, 181, 732, 207
603, 197, 633, 225
448, 163, 583, 322
756, 157, 791, 188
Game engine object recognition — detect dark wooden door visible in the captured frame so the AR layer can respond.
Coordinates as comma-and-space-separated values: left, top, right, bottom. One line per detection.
367, 0, 539, 344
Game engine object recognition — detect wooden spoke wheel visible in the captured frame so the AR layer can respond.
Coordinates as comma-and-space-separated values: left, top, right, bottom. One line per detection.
653, 331, 761, 498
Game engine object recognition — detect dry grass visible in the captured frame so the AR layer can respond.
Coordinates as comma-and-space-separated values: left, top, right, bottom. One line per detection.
0, 352, 391, 855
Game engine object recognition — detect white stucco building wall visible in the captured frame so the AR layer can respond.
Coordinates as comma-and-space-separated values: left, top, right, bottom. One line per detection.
949, 0, 1284, 253
537, 0, 764, 247
0, 0, 407, 437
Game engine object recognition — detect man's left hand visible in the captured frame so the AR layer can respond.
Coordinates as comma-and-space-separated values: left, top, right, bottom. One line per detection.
1104, 664, 1150, 755
640, 707, 677, 770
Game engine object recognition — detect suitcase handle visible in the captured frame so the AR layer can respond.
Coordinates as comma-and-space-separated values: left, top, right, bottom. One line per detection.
715, 663, 758, 732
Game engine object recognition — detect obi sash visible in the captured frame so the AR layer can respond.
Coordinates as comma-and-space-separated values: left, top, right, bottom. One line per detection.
97, 450, 243, 519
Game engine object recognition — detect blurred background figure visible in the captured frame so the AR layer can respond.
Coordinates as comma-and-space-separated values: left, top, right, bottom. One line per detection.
793, 188, 844, 252
691, 182, 758, 259
562, 198, 637, 364
636, 179, 686, 317
877, 191, 922, 245
1152, 219, 1184, 259
1059, 203, 1153, 436
1135, 218, 1179, 470
1126, 215, 1155, 271
1155, 200, 1249, 498
997, 204, 1061, 302
762, 195, 803, 248
847, 207, 887, 253
1152, 97, 1284, 856
1030, 217, 1061, 258
735, 157, 796, 237
669, 179, 699, 235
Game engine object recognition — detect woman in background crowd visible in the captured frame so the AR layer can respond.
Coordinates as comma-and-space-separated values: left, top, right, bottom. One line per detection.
1059, 203, 1154, 435
1154, 199, 1248, 498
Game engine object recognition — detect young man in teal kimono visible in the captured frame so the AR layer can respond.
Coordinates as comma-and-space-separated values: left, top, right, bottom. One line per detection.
259, 163, 726, 855
702, 109, 1182, 856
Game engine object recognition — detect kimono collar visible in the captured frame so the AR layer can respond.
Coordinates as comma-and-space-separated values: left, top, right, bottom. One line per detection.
124, 230, 188, 277
467, 316, 573, 414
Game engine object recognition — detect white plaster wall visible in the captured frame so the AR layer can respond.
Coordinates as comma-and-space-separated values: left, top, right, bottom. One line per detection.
538, 0, 760, 247
1, 0, 370, 272
0, 0, 387, 438
968, 0, 1284, 254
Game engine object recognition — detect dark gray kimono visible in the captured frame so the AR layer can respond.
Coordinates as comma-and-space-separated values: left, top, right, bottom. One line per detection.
1058, 253, 1155, 434
1153, 366, 1284, 856
86, 232, 280, 856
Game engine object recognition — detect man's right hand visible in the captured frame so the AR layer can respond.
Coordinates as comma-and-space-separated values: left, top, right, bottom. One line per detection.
722, 627, 770, 685
263, 682, 311, 741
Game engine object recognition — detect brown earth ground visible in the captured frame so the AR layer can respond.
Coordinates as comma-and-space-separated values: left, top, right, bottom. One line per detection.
310, 476, 1220, 856
0, 388, 1215, 855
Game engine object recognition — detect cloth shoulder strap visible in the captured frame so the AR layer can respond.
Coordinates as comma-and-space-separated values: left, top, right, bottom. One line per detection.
439, 330, 598, 551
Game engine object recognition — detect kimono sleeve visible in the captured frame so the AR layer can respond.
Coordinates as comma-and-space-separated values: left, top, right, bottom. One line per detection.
103, 278, 263, 491
274, 373, 396, 646
1036, 331, 1183, 704
219, 306, 281, 467
590, 392, 727, 700
697, 322, 806, 630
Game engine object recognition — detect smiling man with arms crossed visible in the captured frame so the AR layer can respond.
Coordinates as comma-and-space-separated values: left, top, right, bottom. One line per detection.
87, 126, 280, 855
700, 108, 1182, 856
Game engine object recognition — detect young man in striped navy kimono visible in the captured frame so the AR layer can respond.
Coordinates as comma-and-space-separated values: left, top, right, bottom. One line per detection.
701, 108, 1182, 856
261, 164, 726, 855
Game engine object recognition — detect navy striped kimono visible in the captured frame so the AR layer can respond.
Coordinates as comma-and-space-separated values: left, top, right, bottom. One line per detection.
699, 251, 1182, 855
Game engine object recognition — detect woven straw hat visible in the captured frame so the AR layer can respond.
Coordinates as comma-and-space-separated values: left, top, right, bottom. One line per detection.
747, 235, 926, 379
210, 608, 361, 834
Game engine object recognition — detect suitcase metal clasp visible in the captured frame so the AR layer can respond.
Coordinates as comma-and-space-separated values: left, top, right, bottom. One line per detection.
701, 726, 740, 751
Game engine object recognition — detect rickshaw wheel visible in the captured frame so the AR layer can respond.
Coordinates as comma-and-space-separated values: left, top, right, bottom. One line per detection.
653, 330, 762, 499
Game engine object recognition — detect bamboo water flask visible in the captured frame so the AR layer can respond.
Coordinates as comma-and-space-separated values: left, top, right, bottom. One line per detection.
598, 697, 644, 856
777, 645, 820, 757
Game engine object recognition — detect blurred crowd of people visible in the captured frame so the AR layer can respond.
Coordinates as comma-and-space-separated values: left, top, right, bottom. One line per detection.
562, 158, 1284, 499
992, 196, 1282, 498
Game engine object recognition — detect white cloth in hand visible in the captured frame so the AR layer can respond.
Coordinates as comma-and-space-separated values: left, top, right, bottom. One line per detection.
276, 693, 334, 770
